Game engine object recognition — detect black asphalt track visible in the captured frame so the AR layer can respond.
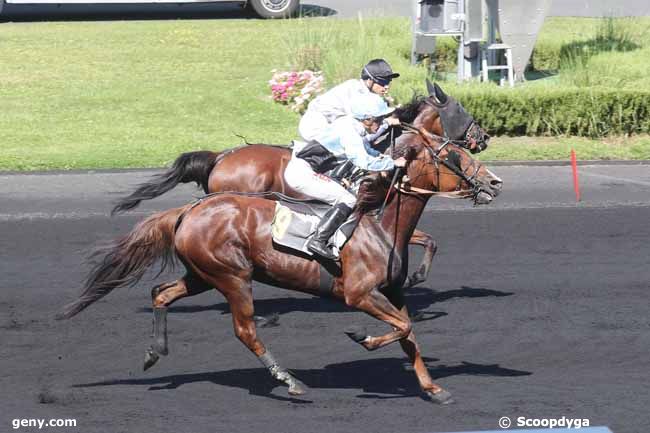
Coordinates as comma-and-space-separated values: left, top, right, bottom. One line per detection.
1, 168, 649, 433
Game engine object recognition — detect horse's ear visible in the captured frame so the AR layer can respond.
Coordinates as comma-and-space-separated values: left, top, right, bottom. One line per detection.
433, 82, 448, 105
426, 79, 448, 105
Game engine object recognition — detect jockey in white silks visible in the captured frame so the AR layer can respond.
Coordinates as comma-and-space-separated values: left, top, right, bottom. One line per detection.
298, 59, 401, 145
285, 93, 407, 261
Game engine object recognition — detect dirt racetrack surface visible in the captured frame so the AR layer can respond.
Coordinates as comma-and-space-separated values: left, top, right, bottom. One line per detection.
2, 199, 649, 433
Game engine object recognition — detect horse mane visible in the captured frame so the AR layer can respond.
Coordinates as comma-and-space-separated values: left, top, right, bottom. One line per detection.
394, 94, 428, 124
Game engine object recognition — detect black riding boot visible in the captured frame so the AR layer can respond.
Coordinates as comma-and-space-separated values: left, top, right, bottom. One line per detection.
307, 203, 353, 261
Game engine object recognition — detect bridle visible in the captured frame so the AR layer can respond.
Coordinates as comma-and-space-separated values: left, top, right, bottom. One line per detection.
374, 100, 492, 217
374, 125, 485, 220
395, 123, 487, 204
421, 98, 485, 153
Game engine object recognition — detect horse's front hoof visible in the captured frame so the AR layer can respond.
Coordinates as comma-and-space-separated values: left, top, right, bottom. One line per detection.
425, 389, 454, 405
143, 347, 160, 371
288, 378, 308, 396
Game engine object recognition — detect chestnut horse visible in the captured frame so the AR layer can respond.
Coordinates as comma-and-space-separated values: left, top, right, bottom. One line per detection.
111, 81, 490, 289
58, 130, 502, 404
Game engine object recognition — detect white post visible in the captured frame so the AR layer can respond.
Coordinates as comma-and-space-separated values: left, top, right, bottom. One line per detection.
411, 0, 419, 64
506, 47, 515, 86
457, 0, 466, 82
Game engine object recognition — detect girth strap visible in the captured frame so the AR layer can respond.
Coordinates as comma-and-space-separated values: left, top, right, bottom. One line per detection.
318, 264, 335, 297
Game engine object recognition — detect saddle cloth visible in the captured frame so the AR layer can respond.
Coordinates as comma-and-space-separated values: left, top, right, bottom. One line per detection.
271, 199, 358, 259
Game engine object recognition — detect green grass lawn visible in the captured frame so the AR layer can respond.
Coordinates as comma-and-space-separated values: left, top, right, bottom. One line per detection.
477, 135, 650, 162
1, 16, 649, 171
0, 20, 306, 170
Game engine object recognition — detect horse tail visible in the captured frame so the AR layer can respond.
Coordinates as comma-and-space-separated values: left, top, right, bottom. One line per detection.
111, 150, 222, 215
56, 205, 190, 320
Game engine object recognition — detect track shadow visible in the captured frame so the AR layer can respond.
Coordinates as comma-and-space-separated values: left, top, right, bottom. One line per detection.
408, 285, 513, 308
74, 357, 531, 401
137, 285, 512, 317
0, 2, 336, 22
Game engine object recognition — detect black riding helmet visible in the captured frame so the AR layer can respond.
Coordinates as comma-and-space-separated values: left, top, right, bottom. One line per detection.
361, 59, 400, 87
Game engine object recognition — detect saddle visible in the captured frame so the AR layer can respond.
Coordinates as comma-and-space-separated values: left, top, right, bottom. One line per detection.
271, 196, 359, 259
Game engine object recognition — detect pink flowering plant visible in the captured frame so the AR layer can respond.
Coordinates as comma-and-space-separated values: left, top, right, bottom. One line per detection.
269, 70, 324, 114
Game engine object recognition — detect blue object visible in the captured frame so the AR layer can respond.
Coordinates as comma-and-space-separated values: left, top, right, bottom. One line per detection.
435, 427, 612, 433
350, 94, 395, 120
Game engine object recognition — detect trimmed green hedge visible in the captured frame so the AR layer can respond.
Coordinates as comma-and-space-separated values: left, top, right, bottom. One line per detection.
416, 16, 650, 137
451, 87, 650, 137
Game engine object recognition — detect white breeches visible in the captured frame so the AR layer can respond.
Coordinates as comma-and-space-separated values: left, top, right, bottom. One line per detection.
298, 110, 330, 142
284, 156, 357, 208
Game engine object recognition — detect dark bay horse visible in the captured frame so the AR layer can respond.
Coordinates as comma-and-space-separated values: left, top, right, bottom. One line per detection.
111, 81, 490, 288
58, 131, 502, 404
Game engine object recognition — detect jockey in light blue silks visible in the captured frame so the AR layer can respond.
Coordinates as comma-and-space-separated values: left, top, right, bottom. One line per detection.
298, 59, 401, 144
285, 93, 407, 261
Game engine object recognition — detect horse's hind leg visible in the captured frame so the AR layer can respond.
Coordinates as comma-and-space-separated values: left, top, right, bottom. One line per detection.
404, 229, 437, 289
212, 275, 307, 396
144, 274, 211, 371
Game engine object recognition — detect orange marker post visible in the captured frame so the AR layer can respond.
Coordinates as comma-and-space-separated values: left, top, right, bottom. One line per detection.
570, 149, 580, 202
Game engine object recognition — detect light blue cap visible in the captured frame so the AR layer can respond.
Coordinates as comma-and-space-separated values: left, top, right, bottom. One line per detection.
350, 94, 395, 120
